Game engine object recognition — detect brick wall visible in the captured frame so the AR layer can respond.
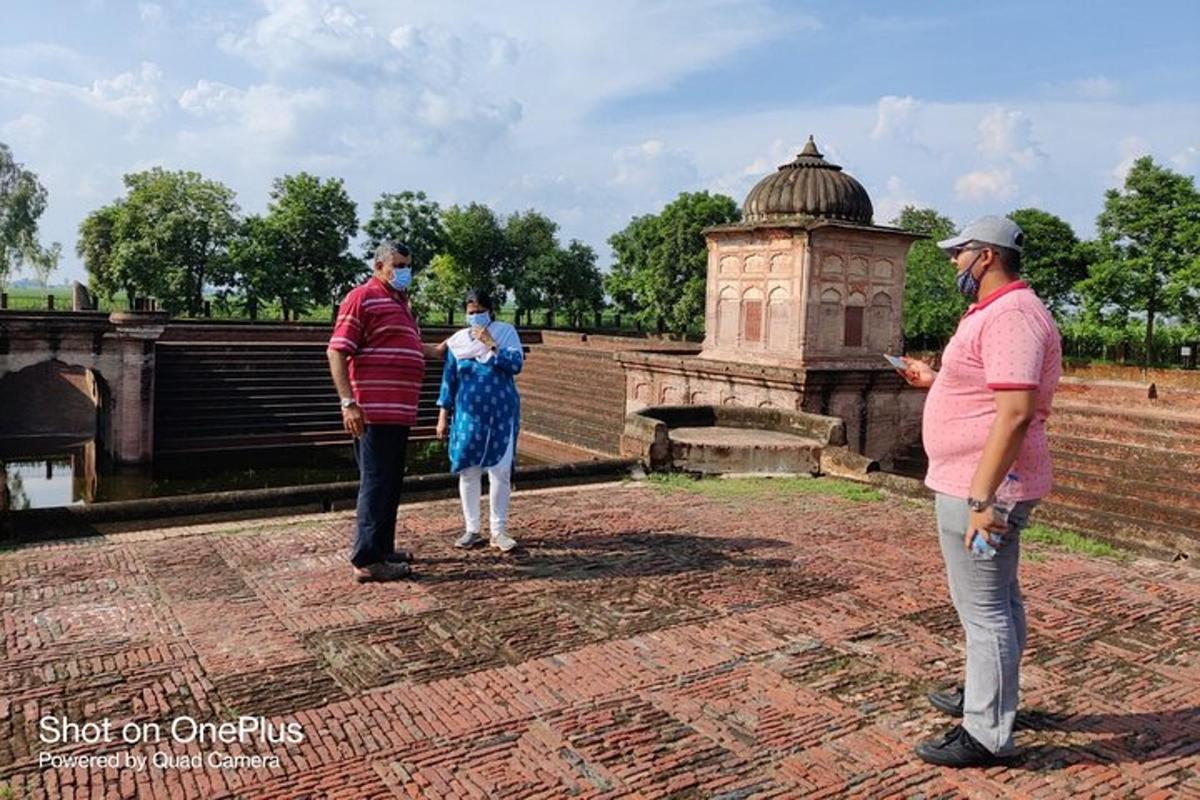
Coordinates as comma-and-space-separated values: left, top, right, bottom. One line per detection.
518, 336, 701, 456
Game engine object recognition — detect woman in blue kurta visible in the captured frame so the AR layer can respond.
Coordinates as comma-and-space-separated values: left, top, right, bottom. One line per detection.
436, 289, 523, 552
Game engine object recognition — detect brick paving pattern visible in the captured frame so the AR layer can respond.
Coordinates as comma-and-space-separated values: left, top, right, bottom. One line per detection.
1, 481, 1198, 799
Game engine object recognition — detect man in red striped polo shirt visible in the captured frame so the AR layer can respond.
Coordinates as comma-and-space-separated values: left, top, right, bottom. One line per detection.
327, 240, 439, 582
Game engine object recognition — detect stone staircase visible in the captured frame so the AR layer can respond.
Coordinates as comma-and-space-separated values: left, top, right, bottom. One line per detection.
1040, 389, 1200, 560
153, 343, 443, 456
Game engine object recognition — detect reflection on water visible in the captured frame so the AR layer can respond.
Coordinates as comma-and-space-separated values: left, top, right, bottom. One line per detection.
1, 437, 536, 510
1, 439, 98, 510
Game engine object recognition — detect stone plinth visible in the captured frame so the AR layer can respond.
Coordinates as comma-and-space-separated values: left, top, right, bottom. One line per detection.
616, 350, 925, 465
621, 404, 846, 476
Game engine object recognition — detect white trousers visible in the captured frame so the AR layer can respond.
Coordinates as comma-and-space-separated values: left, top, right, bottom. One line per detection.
459, 427, 514, 536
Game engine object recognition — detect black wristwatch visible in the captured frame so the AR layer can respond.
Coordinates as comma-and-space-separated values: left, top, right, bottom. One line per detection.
967, 496, 992, 513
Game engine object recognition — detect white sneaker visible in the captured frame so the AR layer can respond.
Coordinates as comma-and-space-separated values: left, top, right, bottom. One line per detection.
490, 532, 517, 552
455, 530, 484, 549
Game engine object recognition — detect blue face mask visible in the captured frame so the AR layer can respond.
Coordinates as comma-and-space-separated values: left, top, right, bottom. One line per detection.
466, 312, 491, 328
390, 267, 412, 291
954, 251, 985, 300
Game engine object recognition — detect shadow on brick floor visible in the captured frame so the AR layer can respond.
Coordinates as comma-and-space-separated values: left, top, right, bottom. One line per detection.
1015, 706, 1200, 768
413, 530, 798, 585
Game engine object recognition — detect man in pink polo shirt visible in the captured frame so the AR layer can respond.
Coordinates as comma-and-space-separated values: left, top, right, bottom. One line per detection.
327, 240, 439, 583
900, 216, 1061, 767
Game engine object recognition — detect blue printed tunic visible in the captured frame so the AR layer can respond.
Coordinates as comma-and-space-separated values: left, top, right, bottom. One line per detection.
436, 321, 523, 474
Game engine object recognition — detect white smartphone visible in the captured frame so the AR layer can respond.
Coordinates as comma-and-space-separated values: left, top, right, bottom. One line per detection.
883, 354, 906, 369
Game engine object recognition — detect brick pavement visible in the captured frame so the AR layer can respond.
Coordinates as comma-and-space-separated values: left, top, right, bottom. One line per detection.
1, 480, 1198, 799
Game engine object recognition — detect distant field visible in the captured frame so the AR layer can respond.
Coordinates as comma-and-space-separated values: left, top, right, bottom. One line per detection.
0, 287, 644, 330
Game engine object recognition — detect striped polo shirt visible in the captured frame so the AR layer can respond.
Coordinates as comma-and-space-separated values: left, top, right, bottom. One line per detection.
329, 277, 426, 426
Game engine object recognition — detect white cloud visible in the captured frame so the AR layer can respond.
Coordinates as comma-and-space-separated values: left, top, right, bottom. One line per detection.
1041, 75, 1120, 100
611, 139, 699, 199
178, 80, 330, 144
872, 95, 916, 141
218, 0, 381, 73
977, 107, 1043, 168
1172, 145, 1199, 172
1, 113, 50, 142
138, 2, 165, 26
178, 80, 241, 116
955, 168, 1017, 202
872, 175, 924, 226
1110, 135, 1150, 184
415, 89, 522, 150
0, 61, 163, 121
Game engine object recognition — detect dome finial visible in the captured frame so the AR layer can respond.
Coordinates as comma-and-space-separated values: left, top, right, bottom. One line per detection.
799, 135, 822, 158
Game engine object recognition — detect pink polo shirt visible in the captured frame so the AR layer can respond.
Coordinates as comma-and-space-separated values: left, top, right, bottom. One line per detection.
922, 281, 1062, 501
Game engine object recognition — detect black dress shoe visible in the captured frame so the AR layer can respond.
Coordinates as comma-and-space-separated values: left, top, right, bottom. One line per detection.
382, 550, 413, 564
928, 686, 964, 717
914, 724, 1017, 768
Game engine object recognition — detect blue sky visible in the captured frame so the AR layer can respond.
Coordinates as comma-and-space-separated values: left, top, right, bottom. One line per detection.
2, 0, 1198, 285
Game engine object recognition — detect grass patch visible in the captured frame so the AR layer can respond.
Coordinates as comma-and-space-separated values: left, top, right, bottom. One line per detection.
1021, 523, 1127, 560
647, 473, 883, 503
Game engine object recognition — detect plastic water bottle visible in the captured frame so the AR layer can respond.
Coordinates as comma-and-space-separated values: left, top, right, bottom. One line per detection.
971, 473, 1018, 559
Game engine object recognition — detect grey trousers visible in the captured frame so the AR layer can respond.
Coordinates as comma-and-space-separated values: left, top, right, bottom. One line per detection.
935, 493, 1039, 755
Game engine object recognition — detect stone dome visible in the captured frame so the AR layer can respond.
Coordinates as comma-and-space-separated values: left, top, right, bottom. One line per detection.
743, 136, 873, 225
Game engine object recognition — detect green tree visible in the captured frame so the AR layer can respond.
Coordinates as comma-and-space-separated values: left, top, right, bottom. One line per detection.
0, 142, 49, 287
30, 241, 61, 288
606, 191, 739, 333
1007, 208, 1089, 318
891, 205, 963, 346
227, 215, 302, 318
504, 209, 559, 319
262, 173, 359, 318
76, 168, 239, 315
410, 253, 469, 323
362, 190, 444, 269
441, 202, 507, 300
77, 204, 123, 299
549, 239, 604, 325
1080, 156, 1200, 367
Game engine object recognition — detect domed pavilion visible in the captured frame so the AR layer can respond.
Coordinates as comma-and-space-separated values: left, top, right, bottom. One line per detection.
616, 136, 926, 465
700, 135, 918, 369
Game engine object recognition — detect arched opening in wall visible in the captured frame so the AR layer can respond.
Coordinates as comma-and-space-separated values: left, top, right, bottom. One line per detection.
845, 292, 866, 348
741, 287, 765, 345
0, 360, 105, 440
0, 360, 107, 510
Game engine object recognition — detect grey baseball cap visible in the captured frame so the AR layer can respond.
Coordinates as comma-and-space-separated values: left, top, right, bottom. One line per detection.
936, 215, 1025, 255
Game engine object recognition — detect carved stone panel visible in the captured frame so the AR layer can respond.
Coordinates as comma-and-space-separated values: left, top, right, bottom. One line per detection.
767, 288, 789, 351
717, 286, 738, 347
868, 291, 893, 351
